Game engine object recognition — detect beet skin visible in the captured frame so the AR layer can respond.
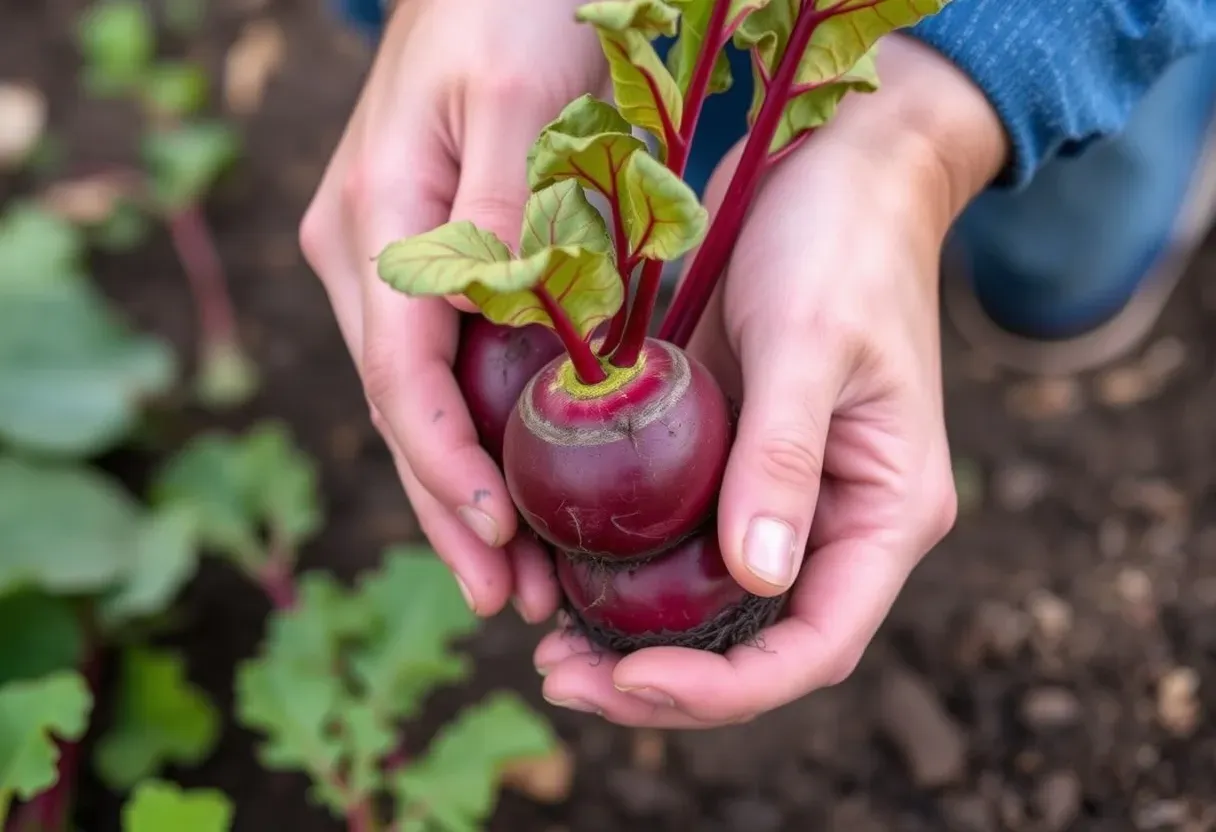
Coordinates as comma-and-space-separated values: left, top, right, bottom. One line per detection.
454, 316, 564, 464
503, 338, 732, 561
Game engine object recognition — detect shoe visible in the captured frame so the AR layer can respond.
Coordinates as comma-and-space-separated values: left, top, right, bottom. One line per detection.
943, 100, 1216, 377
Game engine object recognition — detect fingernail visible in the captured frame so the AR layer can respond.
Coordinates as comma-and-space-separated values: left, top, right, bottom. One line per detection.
512, 596, 534, 624
744, 516, 796, 586
616, 685, 675, 707
457, 504, 500, 547
454, 574, 477, 614
544, 695, 600, 714
535, 662, 553, 677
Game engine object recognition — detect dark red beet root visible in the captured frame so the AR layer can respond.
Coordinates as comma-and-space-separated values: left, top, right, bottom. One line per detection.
454, 316, 565, 463
556, 525, 785, 654
503, 337, 732, 560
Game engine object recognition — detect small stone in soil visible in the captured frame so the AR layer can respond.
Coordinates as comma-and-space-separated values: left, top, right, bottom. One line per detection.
879, 664, 967, 789
1027, 589, 1074, 645
993, 461, 1050, 512
1006, 377, 1082, 420
1034, 770, 1082, 831
1134, 799, 1189, 829
1157, 665, 1200, 737
1020, 686, 1082, 730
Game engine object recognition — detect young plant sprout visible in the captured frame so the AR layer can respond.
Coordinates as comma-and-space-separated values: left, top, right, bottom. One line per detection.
378, 0, 952, 654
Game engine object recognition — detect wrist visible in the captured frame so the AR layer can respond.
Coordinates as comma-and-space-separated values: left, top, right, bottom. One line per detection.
821, 35, 1009, 233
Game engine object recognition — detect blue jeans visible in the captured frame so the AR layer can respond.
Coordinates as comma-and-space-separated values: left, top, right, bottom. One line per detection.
682, 42, 1216, 339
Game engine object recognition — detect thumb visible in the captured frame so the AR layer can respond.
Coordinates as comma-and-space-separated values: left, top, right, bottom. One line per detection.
716, 329, 844, 597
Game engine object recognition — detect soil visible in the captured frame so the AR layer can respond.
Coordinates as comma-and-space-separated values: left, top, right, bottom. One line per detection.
6, 2, 1216, 831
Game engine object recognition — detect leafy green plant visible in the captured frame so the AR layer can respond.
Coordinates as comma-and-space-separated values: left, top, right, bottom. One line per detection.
0, 199, 559, 830
72, 0, 256, 409
376, 0, 951, 655
1, 6, 559, 826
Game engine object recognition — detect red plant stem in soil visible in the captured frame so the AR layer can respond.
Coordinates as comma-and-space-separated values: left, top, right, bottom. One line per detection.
612, 0, 733, 367
167, 205, 241, 353
258, 553, 298, 610
533, 286, 607, 384
7, 650, 103, 832
659, 0, 871, 348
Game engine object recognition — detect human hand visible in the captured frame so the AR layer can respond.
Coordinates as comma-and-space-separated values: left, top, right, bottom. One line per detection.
300, 0, 607, 620
533, 36, 1009, 727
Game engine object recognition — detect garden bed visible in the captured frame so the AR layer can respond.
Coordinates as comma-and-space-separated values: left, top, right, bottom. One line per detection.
5, 1, 1216, 830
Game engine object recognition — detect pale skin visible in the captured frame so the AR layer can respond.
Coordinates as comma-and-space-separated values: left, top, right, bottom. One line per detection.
301, 0, 1011, 728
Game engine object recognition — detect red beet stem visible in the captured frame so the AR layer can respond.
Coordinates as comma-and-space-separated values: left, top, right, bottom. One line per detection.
658, 0, 856, 348
532, 286, 606, 385
167, 205, 244, 360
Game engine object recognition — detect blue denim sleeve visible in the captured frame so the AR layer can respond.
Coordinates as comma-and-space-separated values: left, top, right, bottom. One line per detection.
910, 0, 1216, 188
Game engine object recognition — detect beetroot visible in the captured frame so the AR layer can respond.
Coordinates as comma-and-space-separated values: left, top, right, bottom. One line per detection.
556, 523, 784, 654
502, 337, 731, 560
454, 316, 564, 464
376, 0, 946, 656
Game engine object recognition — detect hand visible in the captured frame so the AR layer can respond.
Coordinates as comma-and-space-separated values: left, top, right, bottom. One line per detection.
300, 0, 607, 620
532, 37, 1009, 727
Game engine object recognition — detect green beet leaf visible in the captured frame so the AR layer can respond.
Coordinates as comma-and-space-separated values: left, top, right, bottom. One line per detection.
526, 98, 648, 238
0, 206, 175, 457
0, 671, 93, 824
394, 692, 559, 832
121, 781, 233, 832
378, 194, 623, 338
621, 150, 708, 260
141, 61, 211, 119
98, 504, 201, 628
94, 647, 220, 790
765, 48, 879, 154
0, 593, 84, 686
575, 0, 683, 152
0, 457, 143, 597
77, 0, 156, 96
376, 221, 516, 295
736, 0, 949, 153
0, 203, 87, 289
236, 549, 481, 818
143, 122, 241, 212
465, 246, 622, 337
519, 180, 612, 259
235, 574, 363, 813
151, 422, 321, 573
347, 546, 480, 721
665, 0, 772, 96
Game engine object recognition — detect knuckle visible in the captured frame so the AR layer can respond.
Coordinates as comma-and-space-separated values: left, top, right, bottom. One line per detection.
755, 427, 824, 489
470, 70, 535, 106
297, 202, 326, 273
823, 645, 865, 688
360, 340, 399, 411
921, 464, 959, 544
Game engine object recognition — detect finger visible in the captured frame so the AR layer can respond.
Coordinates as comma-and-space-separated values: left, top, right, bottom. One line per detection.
394, 449, 515, 617
540, 644, 722, 728
357, 133, 520, 550
507, 534, 561, 624
449, 86, 568, 249
611, 535, 913, 722
714, 324, 846, 596
446, 295, 479, 313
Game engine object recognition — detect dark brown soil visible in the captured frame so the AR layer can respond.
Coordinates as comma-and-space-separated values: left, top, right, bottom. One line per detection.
6, 2, 1216, 831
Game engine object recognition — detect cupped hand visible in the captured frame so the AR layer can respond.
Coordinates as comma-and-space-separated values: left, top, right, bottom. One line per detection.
533, 37, 1009, 727
300, 0, 607, 621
